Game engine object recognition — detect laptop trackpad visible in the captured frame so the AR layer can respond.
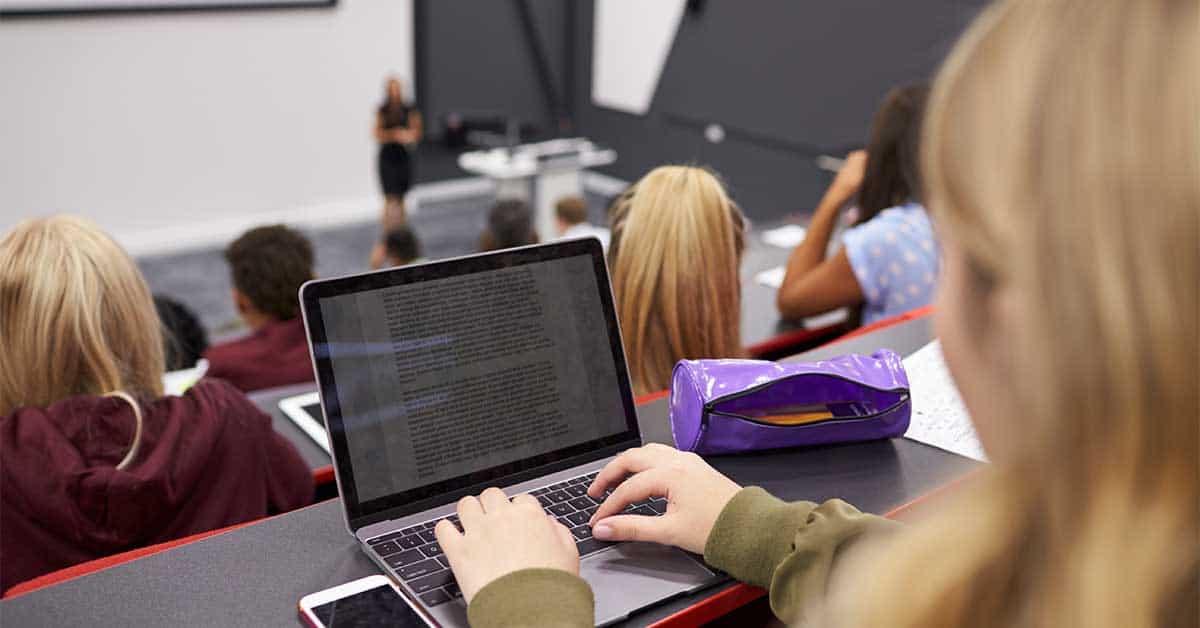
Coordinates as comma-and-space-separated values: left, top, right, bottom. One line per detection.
583, 542, 720, 626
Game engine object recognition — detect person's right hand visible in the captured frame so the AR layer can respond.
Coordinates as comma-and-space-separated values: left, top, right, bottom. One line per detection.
435, 488, 580, 604
586, 443, 742, 554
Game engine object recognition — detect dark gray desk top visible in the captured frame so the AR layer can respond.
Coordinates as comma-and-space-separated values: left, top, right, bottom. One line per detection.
737, 230, 849, 350
738, 234, 797, 349
0, 316, 973, 627
783, 316, 933, 365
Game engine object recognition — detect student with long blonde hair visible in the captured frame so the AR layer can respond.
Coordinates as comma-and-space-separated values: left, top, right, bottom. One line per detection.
425, 1, 1197, 626
0, 216, 313, 593
608, 165, 746, 395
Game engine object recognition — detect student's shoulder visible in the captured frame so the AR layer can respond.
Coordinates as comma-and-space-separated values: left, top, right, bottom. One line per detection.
204, 332, 257, 358
847, 204, 927, 243
878, 203, 932, 232
153, 378, 270, 430
860, 205, 908, 229
202, 332, 268, 373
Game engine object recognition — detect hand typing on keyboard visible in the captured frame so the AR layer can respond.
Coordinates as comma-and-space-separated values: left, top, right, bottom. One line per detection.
371, 470, 664, 608
587, 443, 742, 555
422, 444, 739, 606
434, 487, 580, 604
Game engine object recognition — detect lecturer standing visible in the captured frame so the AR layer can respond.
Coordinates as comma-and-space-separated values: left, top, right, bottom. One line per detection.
374, 77, 423, 209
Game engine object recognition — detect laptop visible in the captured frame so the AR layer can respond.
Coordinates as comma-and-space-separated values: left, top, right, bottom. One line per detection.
299, 238, 720, 626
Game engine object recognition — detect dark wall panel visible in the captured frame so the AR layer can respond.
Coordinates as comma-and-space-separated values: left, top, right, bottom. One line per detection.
417, 1, 986, 223
418, 0, 567, 134
572, 0, 986, 222
655, 0, 983, 152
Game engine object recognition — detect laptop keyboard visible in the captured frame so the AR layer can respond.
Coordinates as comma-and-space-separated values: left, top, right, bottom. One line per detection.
364, 471, 666, 607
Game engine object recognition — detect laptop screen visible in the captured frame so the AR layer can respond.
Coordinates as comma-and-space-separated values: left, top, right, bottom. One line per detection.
302, 239, 640, 527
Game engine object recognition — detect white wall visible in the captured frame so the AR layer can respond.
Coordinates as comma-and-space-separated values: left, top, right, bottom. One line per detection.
0, 0, 412, 255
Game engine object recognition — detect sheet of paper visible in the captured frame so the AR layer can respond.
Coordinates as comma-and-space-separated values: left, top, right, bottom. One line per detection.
761, 224, 807, 249
803, 307, 848, 328
902, 341, 988, 462
755, 265, 787, 288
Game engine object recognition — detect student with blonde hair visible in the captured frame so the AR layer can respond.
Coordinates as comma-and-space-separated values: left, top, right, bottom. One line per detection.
428, 1, 1198, 626
607, 165, 746, 395
0, 216, 313, 593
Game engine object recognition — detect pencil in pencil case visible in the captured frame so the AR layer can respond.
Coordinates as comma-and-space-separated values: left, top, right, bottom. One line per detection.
669, 351, 911, 455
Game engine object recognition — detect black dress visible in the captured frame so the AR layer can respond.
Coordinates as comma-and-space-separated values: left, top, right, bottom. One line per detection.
378, 103, 414, 198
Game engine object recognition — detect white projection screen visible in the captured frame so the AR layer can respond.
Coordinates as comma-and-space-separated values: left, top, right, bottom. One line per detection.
0, 0, 332, 15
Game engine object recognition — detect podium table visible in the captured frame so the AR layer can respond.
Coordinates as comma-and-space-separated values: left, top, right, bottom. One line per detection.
458, 138, 617, 240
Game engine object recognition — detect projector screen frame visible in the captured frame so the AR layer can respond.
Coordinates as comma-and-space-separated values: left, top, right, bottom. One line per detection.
0, 0, 334, 18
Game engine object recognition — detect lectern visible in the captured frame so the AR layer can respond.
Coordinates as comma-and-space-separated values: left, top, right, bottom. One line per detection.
458, 138, 617, 240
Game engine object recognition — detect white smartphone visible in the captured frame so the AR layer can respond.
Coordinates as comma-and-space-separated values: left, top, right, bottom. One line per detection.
298, 575, 435, 628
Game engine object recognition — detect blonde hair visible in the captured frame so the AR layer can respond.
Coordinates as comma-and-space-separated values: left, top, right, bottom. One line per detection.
608, 166, 746, 395
848, 1, 1198, 627
0, 216, 165, 419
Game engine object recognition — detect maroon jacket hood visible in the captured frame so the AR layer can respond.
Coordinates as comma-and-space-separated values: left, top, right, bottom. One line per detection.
1, 378, 312, 592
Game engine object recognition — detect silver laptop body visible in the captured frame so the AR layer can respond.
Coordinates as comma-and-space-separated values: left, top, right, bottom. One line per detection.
300, 238, 719, 626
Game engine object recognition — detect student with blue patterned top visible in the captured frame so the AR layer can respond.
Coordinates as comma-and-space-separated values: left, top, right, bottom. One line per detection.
778, 85, 938, 325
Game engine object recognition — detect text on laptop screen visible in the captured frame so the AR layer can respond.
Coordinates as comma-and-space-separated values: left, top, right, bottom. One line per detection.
318, 254, 628, 503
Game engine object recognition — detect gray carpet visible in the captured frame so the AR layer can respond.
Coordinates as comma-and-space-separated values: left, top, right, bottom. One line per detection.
138, 190, 618, 338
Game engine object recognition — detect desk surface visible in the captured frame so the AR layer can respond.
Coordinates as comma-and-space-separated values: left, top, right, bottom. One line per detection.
0, 317, 975, 627
739, 233, 790, 348
738, 231, 836, 351
785, 316, 933, 364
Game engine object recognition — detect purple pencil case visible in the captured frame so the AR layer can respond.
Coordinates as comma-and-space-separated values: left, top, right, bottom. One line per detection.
669, 351, 911, 455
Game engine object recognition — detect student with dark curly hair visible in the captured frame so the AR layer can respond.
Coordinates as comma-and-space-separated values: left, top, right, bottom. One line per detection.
203, 225, 316, 392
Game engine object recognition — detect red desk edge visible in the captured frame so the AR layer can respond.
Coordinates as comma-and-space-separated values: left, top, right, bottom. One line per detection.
743, 322, 846, 358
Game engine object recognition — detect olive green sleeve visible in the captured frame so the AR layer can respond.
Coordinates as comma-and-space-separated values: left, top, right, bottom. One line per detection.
466, 568, 594, 628
703, 487, 899, 625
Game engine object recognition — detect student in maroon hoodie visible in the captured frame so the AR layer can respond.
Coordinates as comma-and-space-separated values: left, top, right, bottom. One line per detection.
203, 224, 317, 392
0, 216, 313, 593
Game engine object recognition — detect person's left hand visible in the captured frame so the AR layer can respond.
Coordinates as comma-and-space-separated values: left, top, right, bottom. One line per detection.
830, 149, 868, 200
435, 488, 580, 603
